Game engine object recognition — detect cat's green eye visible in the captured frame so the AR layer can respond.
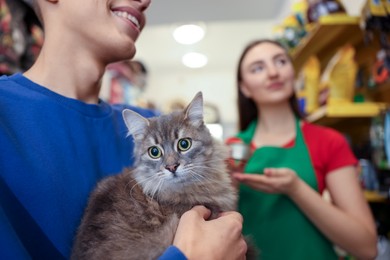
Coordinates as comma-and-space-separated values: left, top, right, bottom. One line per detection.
178, 138, 192, 152
148, 146, 162, 159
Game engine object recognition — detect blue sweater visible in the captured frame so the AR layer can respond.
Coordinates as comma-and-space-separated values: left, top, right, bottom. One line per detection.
0, 74, 186, 260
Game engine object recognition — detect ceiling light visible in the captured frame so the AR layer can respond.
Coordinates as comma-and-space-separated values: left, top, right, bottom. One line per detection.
182, 52, 208, 68
173, 24, 205, 45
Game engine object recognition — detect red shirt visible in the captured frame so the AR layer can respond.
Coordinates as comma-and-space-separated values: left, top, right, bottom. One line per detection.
284, 122, 358, 193
227, 121, 358, 193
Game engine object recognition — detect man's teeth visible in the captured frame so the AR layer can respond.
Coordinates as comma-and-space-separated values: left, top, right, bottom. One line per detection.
113, 11, 140, 29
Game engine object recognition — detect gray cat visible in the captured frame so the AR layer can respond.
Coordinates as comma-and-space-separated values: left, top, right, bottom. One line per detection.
71, 92, 254, 260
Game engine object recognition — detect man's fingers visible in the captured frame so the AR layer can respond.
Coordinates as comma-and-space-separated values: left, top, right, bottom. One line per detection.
218, 211, 244, 224
190, 205, 211, 220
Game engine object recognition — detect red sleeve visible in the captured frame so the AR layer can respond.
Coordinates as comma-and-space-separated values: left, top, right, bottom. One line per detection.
302, 122, 358, 193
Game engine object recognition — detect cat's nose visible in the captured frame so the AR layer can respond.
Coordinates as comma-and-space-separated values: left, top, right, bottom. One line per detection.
165, 163, 180, 173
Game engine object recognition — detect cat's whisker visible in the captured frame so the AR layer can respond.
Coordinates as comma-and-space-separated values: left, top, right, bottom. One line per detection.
187, 164, 224, 172
150, 177, 163, 201
188, 170, 209, 182
186, 170, 205, 183
128, 173, 159, 201
186, 170, 225, 185
196, 157, 226, 164
188, 170, 232, 188
186, 165, 228, 176
125, 176, 139, 191
129, 173, 153, 189
139, 170, 165, 200
187, 173, 215, 195
189, 159, 227, 167
194, 160, 225, 168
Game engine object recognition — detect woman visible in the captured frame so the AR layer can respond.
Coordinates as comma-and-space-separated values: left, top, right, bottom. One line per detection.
228, 39, 377, 260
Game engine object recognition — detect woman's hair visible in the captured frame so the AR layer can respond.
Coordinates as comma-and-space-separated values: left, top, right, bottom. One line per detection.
236, 39, 303, 131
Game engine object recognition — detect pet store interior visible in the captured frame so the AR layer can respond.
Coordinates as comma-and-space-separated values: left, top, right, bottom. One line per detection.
1, 0, 390, 258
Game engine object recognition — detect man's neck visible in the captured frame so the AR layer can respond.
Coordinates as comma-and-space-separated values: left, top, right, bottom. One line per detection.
24, 44, 106, 104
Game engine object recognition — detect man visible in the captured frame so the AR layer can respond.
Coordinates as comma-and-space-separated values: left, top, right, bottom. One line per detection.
0, 0, 247, 259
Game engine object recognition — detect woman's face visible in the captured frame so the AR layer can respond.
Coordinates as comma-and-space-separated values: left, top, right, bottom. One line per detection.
239, 42, 295, 106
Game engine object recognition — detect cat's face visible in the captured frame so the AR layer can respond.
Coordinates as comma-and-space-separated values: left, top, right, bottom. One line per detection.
132, 114, 214, 197
122, 92, 226, 200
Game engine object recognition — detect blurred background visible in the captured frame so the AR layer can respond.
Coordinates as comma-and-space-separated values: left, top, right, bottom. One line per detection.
133, 0, 365, 138
2, 0, 390, 254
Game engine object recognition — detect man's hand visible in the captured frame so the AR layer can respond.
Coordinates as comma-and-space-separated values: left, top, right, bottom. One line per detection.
173, 206, 247, 260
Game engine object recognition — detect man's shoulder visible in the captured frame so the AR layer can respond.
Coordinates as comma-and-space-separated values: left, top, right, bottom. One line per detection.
0, 73, 29, 95
0, 74, 27, 103
111, 104, 159, 118
0, 74, 17, 86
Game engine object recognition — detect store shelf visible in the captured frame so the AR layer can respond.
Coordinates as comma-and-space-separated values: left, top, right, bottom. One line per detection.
364, 190, 388, 203
306, 102, 387, 124
370, 81, 390, 103
291, 15, 363, 72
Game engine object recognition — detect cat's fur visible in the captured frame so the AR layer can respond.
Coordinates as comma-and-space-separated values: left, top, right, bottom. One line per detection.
71, 92, 255, 260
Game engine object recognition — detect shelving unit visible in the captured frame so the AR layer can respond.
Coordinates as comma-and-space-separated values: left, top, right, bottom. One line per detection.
306, 102, 387, 124
293, 14, 388, 130
364, 190, 388, 203
291, 15, 363, 73
291, 15, 389, 204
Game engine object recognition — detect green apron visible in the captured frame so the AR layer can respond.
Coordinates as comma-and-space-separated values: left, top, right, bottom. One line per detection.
237, 118, 338, 260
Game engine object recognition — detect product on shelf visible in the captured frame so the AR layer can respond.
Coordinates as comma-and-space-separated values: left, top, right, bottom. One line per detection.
302, 55, 321, 113
320, 44, 358, 105
306, 0, 346, 24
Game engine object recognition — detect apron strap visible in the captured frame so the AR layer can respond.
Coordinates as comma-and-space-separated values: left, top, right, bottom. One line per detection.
236, 120, 257, 144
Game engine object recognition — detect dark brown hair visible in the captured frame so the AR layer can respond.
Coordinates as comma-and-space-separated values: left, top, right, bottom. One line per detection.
236, 39, 303, 131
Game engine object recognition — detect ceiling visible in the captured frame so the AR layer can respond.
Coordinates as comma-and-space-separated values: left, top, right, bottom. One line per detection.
134, 0, 294, 73
144, 0, 288, 26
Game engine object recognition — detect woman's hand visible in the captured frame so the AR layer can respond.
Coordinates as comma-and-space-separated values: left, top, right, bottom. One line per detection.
232, 168, 301, 195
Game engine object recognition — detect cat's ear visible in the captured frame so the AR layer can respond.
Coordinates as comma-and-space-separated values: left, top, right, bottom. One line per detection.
122, 109, 150, 139
184, 91, 204, 127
